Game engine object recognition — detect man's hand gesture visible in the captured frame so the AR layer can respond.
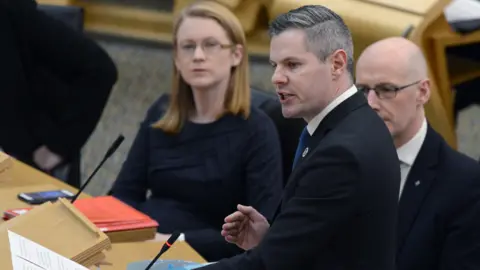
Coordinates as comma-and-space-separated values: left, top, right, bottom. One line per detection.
221, 204, 270, 250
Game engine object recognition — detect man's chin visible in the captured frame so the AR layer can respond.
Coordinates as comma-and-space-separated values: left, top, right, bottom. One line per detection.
384, 121, 395, 135
281, 108, 300, 119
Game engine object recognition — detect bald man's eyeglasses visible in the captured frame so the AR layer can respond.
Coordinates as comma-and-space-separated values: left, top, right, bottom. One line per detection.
356, 80, 421, 100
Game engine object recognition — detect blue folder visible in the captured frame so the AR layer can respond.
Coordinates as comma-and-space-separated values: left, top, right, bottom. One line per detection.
126, 259, 215, 270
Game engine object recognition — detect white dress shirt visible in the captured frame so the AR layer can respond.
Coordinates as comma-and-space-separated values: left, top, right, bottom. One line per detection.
306, 85, 358, 135
178, 233, 185, 241
397, 118, 427, 199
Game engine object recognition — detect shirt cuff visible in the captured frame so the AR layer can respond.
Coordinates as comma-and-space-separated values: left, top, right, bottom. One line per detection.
178, 233, 185, 241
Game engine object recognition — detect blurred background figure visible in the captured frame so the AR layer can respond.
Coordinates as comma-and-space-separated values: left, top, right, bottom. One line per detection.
0, 0, 117, 188
110, 0, 283, 262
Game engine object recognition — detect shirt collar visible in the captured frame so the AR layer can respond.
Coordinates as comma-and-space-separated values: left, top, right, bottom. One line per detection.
397, 118, 427, 166
306, 85, 358, 135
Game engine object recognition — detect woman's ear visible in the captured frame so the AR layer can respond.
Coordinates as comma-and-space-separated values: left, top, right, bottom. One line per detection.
174, 51, 180, 71
231, 44, 243, 67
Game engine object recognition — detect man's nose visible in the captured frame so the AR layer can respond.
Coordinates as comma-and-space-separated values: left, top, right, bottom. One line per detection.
271, 68, 287, 86
367, 90, 380, 110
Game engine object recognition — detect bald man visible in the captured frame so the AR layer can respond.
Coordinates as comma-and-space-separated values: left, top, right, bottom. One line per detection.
356, 37, 480, 270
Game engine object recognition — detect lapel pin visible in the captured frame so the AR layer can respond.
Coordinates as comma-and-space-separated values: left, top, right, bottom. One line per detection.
302, 147, 309, 158
415, 180, 421, 186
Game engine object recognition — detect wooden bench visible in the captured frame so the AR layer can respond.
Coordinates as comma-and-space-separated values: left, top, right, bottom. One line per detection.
38, 0, 480, 149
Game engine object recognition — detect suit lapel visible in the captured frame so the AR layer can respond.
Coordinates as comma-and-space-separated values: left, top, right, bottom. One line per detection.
272, 92, 368, 220
293, 91, 368, 169
397, 126, 441, 253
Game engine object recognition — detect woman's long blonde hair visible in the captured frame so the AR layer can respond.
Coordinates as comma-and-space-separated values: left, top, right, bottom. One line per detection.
152, 0, 251, 133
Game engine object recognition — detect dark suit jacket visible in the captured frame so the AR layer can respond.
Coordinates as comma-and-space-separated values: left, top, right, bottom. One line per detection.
0, 0, 117, 165
397, 126, 480, 270
201, 91, 400, 270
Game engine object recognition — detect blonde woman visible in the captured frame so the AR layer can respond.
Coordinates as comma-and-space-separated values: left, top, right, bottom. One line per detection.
111, 0, 283, 261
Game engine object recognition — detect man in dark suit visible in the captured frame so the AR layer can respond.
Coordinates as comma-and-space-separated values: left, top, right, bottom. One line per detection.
356, 36, 480, 270
198, 5, 400, 270
0, 0, 117, 187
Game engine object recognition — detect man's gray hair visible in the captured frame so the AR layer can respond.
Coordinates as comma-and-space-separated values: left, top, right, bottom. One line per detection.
269, 5, 354, 78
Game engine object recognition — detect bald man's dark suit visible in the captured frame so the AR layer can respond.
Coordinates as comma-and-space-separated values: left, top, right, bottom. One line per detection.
397, 126, 480, 270
199, 91, 400, 270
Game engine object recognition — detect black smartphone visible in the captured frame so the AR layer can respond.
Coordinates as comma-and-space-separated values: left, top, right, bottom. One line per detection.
17, 189, 75, 205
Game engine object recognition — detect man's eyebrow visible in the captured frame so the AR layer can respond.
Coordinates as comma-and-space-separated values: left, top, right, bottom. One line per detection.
356, 81, 399, 87
373, 81, 398, 85
270, 57, 303, 64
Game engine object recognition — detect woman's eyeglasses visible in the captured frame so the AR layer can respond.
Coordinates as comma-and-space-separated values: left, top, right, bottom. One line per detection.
177, 40, 234, 57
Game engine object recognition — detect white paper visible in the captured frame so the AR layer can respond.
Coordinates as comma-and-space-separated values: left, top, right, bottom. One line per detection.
444, 0, 480, 22
8, 230, 88, 270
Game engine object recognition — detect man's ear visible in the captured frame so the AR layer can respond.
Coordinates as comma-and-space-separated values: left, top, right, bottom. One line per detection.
331, 49, 348, 80
417, 79, 431, 105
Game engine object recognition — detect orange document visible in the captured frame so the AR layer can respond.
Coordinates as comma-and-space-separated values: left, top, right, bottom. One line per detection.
73, 196, 158, 232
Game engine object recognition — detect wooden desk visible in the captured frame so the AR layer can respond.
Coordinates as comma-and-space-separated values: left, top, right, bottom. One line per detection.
0, 184, 59, 215
0, 160, 87, 216
0, 159, 206, 267
97, 241, 205, 269
2, 160, 77, 191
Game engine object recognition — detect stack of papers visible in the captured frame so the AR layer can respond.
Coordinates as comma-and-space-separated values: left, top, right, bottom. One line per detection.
0, 198, 111, 268
0, 152, 13, 184
8, 230, 88, 270
4, 196, 159, 242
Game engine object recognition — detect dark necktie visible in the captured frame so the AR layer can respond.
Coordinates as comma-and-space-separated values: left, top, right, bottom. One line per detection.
292, 127, 309, 169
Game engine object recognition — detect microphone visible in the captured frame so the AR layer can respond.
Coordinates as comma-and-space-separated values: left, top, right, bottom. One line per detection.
144, 232, 182, 270
401, 24, 414, 38
70, 135, 125, 203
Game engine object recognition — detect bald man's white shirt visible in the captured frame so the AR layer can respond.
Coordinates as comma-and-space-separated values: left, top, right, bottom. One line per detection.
397, 118, 427, 199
